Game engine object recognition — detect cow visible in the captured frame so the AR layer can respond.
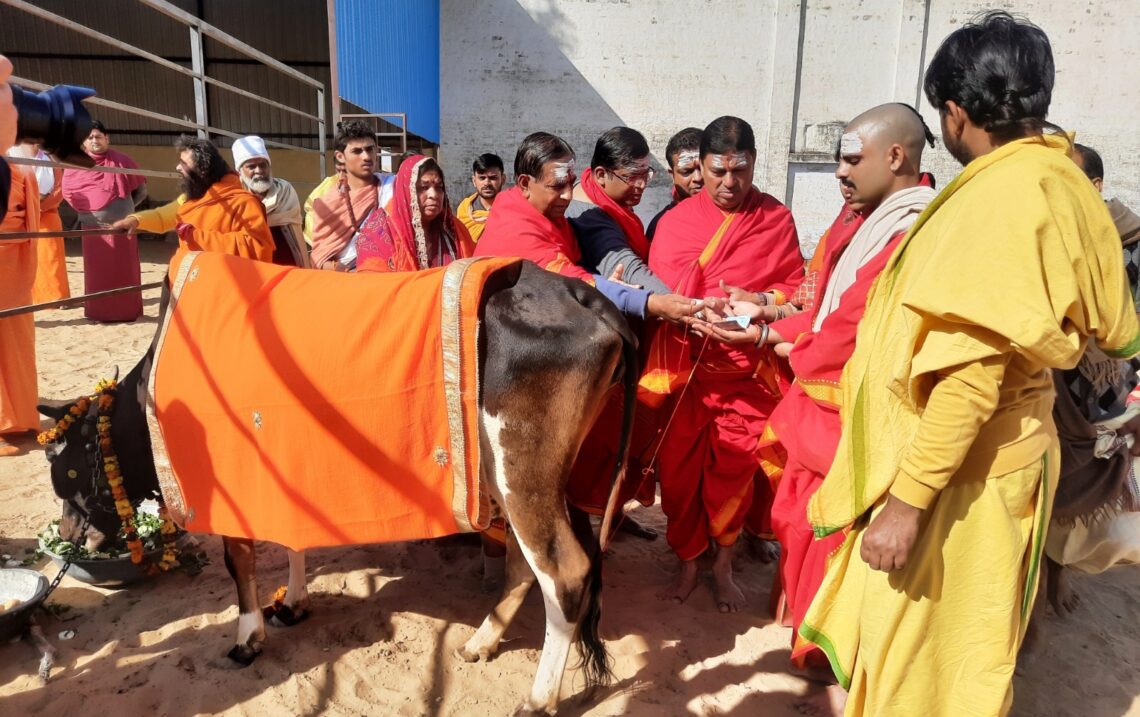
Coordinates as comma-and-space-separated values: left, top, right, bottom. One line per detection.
39, 259, 638, 716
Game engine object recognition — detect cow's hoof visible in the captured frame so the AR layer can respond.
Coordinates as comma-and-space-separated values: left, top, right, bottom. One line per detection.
456, 644, 494, 663
512, 705, 552, 717
267, 603, 311, 627
226, 643, 261, 666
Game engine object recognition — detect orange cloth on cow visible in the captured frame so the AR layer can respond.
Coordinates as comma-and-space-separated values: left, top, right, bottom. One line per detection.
0, 165, 41, 435
647, 188, 803, 559
474, 186, 594, 283
148, 251, 516, 550
32, 165, 69, 303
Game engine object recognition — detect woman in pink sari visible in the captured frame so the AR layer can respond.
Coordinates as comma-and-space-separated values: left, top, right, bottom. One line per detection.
62, 121, 147, 321
356, 155, 473, 273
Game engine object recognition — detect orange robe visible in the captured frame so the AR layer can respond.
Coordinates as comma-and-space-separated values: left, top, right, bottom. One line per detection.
0, 165, 41, 434
648, 188, 803, 559
168, 173, 275, 268
150, 252, 517, 550
32, 165, 69, 303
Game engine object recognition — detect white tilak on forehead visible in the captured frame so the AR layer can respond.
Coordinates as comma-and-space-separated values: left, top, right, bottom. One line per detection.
550, 158, 575, 182
729, 152, 749, 169
676, 150, 699, 169
840, 132, 863, 156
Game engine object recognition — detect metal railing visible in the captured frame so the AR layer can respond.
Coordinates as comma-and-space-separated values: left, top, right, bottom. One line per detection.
340, 112, 409, 155
1, 0, 330, 317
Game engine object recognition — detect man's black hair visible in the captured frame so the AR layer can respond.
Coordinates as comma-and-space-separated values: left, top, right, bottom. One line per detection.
665, 127, 702, 168
89, 120, 107, 135
333, 120, 375, 153
923, 10, 1055, 141
1073, 144, 1104, 182
175, 135, 230, 186
589, 127, 649, 171
514, 132, 574, 179
472, 153, 505, 174
700, 116, 756, 158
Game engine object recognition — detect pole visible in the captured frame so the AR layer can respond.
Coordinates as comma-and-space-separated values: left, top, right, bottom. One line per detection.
189, 24, 209, 140
0, 282, 164, 319
0, 228, 131, 241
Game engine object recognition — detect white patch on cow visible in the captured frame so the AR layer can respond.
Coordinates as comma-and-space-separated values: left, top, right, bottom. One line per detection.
840, 132, 864, 156
675, 150, 699, 170
286, 549, 308, 607
236, 610, 263, 646
481, 409, 511, 504
514, 526, 575, 713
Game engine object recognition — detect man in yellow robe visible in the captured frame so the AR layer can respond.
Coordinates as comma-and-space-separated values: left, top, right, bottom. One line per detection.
798, 12, 1140, 716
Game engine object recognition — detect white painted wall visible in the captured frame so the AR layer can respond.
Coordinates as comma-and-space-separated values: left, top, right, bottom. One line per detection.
441, 0, 1140, 257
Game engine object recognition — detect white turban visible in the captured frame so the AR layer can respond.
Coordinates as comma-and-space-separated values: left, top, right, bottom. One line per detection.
232, 135, 270, 169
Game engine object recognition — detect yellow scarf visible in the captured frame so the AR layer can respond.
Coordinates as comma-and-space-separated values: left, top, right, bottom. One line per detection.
809, 134, 1140, 535
457, 193, 490, 243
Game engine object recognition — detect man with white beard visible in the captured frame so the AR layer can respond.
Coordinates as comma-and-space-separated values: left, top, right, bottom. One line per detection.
232, 135, 309, 267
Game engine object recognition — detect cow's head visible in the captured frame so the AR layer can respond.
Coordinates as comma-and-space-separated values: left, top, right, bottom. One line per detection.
38, 398, 121, 552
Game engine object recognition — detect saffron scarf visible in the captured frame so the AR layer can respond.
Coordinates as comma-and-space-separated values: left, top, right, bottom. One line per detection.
309, 172, 395, 267
457, 192, 490, 243
579, 167, 650, 260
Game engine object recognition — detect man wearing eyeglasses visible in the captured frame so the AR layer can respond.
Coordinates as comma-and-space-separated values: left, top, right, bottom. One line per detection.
566, 126, 670, 294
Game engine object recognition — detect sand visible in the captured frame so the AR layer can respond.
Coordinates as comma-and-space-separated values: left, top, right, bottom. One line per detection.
0, 239, 1138, 716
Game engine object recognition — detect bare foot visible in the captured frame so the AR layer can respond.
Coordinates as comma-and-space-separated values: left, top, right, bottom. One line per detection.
657, 558, 699, 603
1046, 558, 1080, 615
712, 543, 746, 613
795, 684, 847, 716
745, 534, 781, 563
0, 436, 20, 457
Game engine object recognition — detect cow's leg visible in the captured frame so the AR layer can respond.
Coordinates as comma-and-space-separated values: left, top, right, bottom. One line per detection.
482, 408, 604, 716
510, 515, 593, 717
223, 536, 264, 665
269, 548, 311, 626
459, 527, 536, 662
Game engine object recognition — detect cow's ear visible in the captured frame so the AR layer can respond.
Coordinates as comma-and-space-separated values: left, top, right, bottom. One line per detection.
111, 365, 120, 381
38, 403, 68, 420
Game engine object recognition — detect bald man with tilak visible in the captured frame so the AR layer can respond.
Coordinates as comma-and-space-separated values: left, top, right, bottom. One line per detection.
703, 102, 938, 703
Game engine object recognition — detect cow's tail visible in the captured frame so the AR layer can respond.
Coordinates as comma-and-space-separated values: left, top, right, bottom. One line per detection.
576, 312, 638, 692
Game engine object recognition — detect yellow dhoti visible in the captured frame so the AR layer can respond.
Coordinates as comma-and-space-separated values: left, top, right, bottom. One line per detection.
803, 448, 1057, 716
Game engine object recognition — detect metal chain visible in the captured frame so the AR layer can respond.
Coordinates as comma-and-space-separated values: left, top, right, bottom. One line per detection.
39, 513, 91, 604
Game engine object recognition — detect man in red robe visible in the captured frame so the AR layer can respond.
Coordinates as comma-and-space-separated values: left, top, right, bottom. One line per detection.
709, 104, 936, 663
648, 116, 804, 612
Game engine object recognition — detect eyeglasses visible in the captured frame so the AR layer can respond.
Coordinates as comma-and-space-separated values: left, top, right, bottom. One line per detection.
609, 167, 655, 188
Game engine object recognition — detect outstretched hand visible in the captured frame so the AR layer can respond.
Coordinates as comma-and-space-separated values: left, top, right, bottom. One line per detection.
860, 494, 923, 572
1118, 413, 1140, 456
647, 294, 700, 324
111, 216, 140, 234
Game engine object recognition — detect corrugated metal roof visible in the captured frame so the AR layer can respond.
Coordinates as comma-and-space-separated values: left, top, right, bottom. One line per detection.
335, 0, 440, 144
1, 0, 331, 148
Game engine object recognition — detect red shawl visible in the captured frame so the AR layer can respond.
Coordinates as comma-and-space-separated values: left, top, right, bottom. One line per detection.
61, 148, 144, 212
649, 187, 803, 299
639, 187, 803, 401
358, 155, 473, 272
473, 186, 593, 281
579, 168, 650, 260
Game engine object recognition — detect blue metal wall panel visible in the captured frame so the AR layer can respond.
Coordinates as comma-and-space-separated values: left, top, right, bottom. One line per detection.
336, 0, 440, 144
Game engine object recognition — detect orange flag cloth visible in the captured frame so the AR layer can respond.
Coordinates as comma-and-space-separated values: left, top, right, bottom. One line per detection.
148, 252, 519, 551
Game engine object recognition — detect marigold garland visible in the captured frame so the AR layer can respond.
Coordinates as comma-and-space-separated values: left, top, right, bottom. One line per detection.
41, 378, 180, 573
36, 396, 91, 446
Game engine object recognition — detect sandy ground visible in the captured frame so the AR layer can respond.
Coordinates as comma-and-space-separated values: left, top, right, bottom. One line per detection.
0, 239, 1138, 716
